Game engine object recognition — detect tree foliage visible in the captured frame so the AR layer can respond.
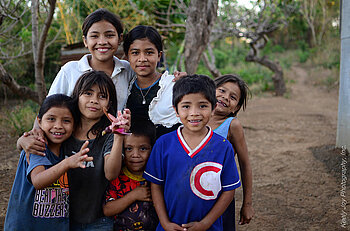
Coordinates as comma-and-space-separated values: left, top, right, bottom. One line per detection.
0, 0, 58, 103
206, 0, 300, 95
56, 0, 155, 45
297, 0, 339, 47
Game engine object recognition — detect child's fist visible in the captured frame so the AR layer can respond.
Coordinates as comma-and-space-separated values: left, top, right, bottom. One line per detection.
131, 185, 152, 202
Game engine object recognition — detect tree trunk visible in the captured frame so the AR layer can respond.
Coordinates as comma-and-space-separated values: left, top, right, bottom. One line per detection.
0, 64, 39, 103
184, 0, 218, 74
245, 54, 286, 96
0, 0, 56, 104
317, 0, 327, 46
31, 0, 56, 104
301, 0, 317, 47
202, 44, 221, 78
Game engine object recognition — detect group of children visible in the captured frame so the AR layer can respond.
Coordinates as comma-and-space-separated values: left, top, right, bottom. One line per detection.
4, 8, 254, 231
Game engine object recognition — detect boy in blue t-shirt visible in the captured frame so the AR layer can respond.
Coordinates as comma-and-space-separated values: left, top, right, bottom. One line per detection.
143, 74, 241, 231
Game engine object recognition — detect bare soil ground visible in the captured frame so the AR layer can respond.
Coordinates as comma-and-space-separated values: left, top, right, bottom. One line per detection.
0, 64, 348, 230
234, 65, 349, 230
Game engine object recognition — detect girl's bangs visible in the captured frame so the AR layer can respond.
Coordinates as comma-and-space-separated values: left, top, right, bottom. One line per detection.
97, 83, 109, 98
79, 78, 109, 98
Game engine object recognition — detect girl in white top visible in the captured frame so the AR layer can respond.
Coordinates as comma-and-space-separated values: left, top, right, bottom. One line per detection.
124, 25, 181, 138
48, 8, 135, 111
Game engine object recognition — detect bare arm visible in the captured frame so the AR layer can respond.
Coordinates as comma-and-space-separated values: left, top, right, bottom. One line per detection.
182, 190, 235, 230
229, 119, 254, 225
151, 183, 184, 231
30, 141, 91, 189
104, 134, 123, 181
103, 184, 152, 216
104, 109, 131, 180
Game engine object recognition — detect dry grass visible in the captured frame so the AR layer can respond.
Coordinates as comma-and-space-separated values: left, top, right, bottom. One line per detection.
0, 102, 38, 136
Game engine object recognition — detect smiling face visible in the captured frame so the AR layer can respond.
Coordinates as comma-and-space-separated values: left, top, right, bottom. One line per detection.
83, 20, 120, 65
215, 81, 241, 116
176, 93, 213, 136
127, 38, 161, 79
123, 134, 152, 175
38, 107, 74, 150
78, 84, 110, 122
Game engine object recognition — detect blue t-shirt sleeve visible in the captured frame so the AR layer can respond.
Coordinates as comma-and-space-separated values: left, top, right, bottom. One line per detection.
26, 153, 53, 182
221, 144, 241, 191
143, 140, 164, 185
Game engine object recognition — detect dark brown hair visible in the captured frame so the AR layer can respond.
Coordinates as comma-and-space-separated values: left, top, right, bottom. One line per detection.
82, 8, 123, 38
71, 70, 117, 139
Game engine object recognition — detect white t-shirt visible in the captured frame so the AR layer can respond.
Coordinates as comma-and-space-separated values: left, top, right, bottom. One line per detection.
48, 54, 136, 111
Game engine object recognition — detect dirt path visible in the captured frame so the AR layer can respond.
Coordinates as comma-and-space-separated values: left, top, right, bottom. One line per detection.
0, 65, 348, 230
0, 123, 18, 228
235, 65, 349, 230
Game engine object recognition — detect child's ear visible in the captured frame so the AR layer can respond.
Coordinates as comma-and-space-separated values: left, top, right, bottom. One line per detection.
36, 117, 42, 128
173, 106, 179, 117
83, 36, 88, 47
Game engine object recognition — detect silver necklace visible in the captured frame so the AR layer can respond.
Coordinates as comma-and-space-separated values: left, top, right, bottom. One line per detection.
138, 73, 161, 105
139, 85, 153, 104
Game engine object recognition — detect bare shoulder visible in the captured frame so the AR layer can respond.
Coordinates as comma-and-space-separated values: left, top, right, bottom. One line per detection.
229, 118, 244, 132
228, 118, 245, 142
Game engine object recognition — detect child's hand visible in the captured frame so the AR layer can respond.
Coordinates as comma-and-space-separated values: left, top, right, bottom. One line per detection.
239, 204, 254, 225
66, 141, 92, 169
131, 184, 152, 202
163, 222, 185, 231
173, 71, 187, 82
102, 108, 131, 135
19, 129, 46, 155
118, 108, 131, 131
109, 110, 130, 134
181, 222, 208, 231
28, 128, 46, 142
18, 129, 47, 163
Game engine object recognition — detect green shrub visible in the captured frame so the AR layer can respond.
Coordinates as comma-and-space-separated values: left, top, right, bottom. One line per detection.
0, 102, 38, 136
262, 41, 285, 56
297, 40, 309, 51
319, 49, 340, 69
297, 49, 310, 63
213, 49, 229, 68
195, 62, 212, 77
218, 62, 274, 93
274, 49, 300, 69
271, 44, 285, 53
237, 68, 263, 84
